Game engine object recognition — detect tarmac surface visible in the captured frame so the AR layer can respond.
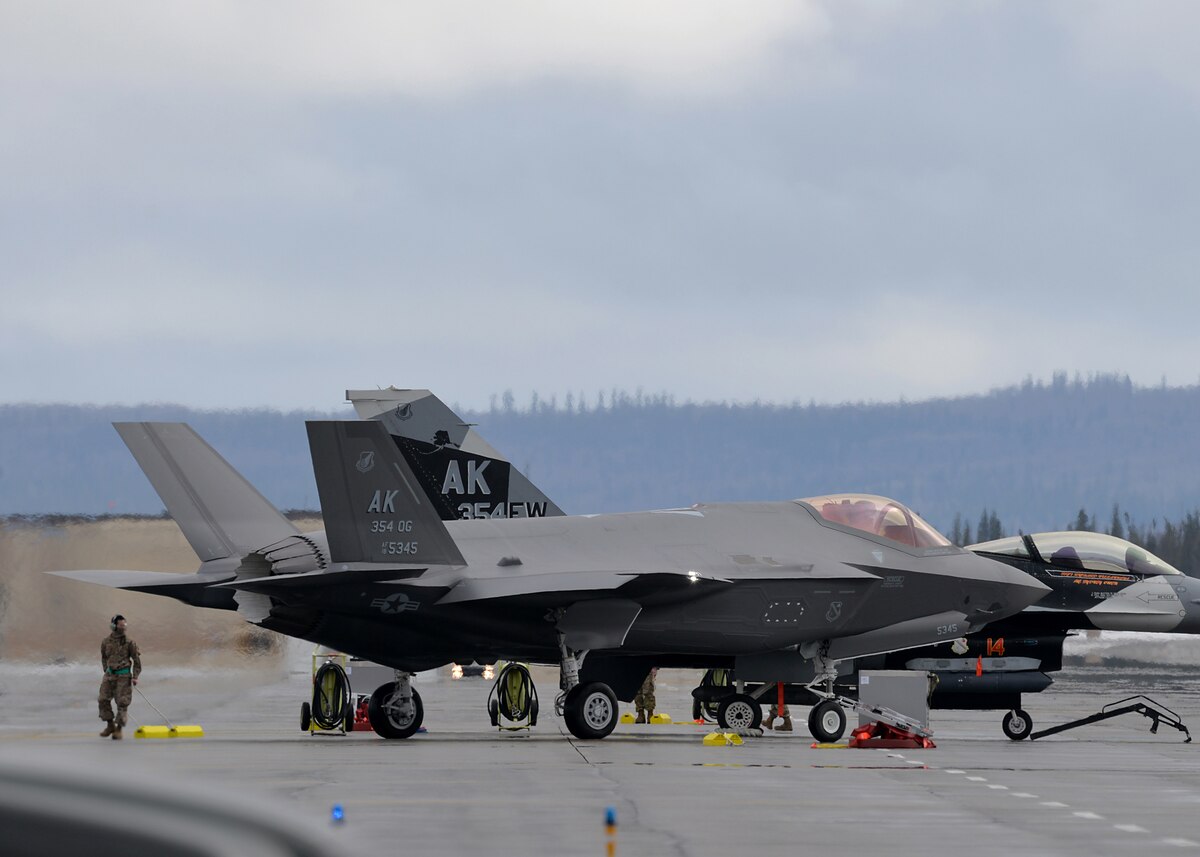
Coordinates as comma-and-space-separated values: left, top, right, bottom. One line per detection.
2, 660, 1200, 856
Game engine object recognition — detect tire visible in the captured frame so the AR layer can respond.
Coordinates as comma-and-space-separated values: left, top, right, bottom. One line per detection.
716, 694, 763, 731
563, 683, 618, 740
367, 682, 424, 739
300, 701, 311, 732
1002, 709, 1033, 741
488, 699, 499, 727
344, 701, 356, 732
808, 700, 847, 742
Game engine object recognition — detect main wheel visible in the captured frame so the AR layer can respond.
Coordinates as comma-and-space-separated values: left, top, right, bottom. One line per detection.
716, 694, 763, 731
1002, 709, 1033, 741
344, 700, 357, 732
808, 700, 847, 742
300, 701, 311, 732
563, 682, 618, 740
367, 682, 424, 739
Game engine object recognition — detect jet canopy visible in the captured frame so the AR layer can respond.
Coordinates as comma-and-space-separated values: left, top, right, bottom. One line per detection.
798, 494, 952, 549
972, 531, 1182, 577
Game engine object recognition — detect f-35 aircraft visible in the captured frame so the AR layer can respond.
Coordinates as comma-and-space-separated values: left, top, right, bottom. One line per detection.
54, 419, 1046, 742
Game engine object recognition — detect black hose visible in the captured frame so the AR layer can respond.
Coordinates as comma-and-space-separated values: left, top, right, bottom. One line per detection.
489, 663, 538, 724
311, 661, 351, 730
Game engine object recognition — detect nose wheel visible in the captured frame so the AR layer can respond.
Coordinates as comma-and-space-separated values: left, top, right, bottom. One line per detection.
1002, 709, 1033, 741
808, 700, 848, 742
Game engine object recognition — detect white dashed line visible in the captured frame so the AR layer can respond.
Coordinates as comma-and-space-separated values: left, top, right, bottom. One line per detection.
905, 760, 924, 765
1162, 839, 1200, 848
1114, 825, 1149, 834
965, 776, 988, 782
1041, 801, 1069, 808
987, 784, 1009, 791
1073, 811, 1104, 820
1011, 793, 1038, 799
945, 769, 965, 774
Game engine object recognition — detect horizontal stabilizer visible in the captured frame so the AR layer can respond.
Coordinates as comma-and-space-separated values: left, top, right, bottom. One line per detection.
47, 569, 237, 611
114, 422, 298, 561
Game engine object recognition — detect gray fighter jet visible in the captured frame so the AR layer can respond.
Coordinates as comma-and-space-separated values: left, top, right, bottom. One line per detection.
53, 420, 1047, 741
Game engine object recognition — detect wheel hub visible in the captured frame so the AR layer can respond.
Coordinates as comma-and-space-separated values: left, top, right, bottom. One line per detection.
583, 693, 612, 728
726, 702, 754, 729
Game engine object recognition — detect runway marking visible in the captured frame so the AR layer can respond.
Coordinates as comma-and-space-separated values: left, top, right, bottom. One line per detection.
1073, 811, 1104, 820
1114, 825, 1149, 834
905, 760, 923, 765
1162, 839, 1200, 848
1011, 793, 1038, 799
945, 769, 965, 774
987, 785, 1009, 791
965, 776, 987, 782
1040, 801, 1069, 808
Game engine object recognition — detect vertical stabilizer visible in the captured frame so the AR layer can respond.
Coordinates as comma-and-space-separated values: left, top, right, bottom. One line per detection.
306, 420, 466, 567
114, 422, 299, 562
346, 388, 565, 520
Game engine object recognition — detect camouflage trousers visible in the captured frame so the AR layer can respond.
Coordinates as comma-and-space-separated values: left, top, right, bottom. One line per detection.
98, 675, 133, 725
634, 691, 656, 713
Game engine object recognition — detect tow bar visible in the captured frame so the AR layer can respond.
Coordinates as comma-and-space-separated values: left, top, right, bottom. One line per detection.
1030, 695, 1191, 742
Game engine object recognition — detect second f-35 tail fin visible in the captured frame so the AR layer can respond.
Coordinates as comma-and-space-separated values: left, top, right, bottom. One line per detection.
346, 389, 564, 520
306, 420, 466, 567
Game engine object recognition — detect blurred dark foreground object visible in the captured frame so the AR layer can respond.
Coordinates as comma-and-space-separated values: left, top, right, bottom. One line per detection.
0, 750, 350, 857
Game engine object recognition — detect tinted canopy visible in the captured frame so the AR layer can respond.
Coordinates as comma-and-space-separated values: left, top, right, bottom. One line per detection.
973, 532, 1181, 576
799, 494, 951, 549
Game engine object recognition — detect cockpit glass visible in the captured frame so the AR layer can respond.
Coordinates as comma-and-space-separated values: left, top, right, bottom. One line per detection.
799, 494, 952, 548
970, 536, 1029, 558
1029, 532, 1182, 576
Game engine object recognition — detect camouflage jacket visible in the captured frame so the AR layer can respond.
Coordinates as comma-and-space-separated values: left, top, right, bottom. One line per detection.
101, 632, 142, 678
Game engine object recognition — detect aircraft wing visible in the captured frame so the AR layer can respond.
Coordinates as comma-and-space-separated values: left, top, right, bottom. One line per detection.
433, 563, 878, 605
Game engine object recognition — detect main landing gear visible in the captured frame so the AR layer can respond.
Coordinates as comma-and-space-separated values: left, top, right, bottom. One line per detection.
367, 671, 424, 739
556, 632, 619, 740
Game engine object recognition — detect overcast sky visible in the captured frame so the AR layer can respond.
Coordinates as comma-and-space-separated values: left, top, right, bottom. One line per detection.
2, 2, 1199, 411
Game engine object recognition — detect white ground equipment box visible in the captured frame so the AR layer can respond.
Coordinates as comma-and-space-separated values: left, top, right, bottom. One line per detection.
858, 670, 932, 730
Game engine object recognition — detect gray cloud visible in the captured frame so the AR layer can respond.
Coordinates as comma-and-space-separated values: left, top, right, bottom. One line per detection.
2, 3, 1198, 409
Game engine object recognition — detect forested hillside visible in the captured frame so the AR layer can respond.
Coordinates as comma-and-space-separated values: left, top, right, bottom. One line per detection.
2, 375, 1197, 540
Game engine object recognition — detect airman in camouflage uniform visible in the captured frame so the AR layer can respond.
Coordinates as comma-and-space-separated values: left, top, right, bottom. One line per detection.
634, 667, 657, 723
98, 614, 142, 740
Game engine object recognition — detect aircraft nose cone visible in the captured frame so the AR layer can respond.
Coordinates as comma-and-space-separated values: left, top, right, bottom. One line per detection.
965, 557, 1050, 623
1005, 564, 1052, 609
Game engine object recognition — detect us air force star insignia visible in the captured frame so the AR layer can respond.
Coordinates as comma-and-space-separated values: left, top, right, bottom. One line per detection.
371, 592, 420, 614
356, 450, 376, 473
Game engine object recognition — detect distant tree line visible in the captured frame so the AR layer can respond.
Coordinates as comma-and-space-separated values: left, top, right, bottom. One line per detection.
4, 374, 1200, 536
